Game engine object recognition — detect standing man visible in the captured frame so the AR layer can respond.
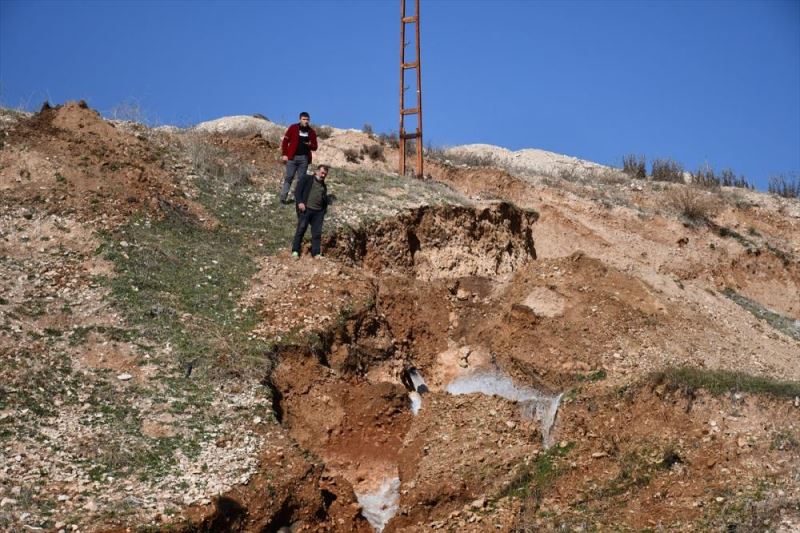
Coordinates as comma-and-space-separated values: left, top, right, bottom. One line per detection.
291, 165, 330, 259
280, 111, 318, 204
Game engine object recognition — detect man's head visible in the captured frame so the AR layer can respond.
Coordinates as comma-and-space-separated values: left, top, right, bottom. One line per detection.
299, 112, 310, 127
315, 165, 329, 180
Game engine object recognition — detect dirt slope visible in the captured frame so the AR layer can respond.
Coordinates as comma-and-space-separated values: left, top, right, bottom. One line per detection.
0, 104, 798, 532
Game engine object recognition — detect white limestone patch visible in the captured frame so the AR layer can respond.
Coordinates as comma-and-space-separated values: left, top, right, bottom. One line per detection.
522, 286, 566, 317
356, 477, 401, 532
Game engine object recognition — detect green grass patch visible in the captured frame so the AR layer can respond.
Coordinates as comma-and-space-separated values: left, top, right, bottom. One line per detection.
503, 441, 574, 502
723, 288, 800, 341
770, 431, 799, 451
713, 223, 796, 267
577, 369, 607, 382
101, 164, 298, 378
595, 444, 680, 500
651, 366, 800, 398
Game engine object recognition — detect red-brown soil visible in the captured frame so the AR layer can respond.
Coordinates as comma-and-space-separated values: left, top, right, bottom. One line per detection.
1, 101, 206, 224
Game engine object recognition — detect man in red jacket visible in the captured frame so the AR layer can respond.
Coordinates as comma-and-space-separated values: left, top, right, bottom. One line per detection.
280, 111, 318, 204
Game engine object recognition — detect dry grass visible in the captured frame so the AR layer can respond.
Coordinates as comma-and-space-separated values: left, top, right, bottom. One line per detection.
426, 148, 496, 168
666, 185, 720, 222
181, 132, 255, 186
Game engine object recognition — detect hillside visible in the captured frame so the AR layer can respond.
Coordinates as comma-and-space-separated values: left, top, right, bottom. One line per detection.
1, 102, 798, 532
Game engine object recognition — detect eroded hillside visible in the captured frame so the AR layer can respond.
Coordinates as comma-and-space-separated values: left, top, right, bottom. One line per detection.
1, 103, 798, 532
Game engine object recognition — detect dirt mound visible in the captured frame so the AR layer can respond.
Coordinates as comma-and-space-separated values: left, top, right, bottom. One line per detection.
0, 101, 205, 224
535, 380, 800, 531
445, 143, 611, 178
315, 130, 397, 174
326, 202, 538, 280
193, 115, 284, 141
429, 164, 533, 204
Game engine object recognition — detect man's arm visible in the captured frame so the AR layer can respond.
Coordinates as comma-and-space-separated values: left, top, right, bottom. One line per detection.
281, 124, 295, 161
309, 129, 318, 151
295, 174, 310, 210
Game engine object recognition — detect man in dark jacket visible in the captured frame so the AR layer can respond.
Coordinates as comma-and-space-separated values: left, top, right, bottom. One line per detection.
280, 111, 318, 204
291, 165, 329, 259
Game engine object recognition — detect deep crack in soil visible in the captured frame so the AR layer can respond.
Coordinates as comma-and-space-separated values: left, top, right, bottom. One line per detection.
188, 200, 799, 532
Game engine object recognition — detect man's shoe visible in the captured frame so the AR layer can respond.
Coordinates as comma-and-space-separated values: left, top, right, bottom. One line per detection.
292, 251, 299, 260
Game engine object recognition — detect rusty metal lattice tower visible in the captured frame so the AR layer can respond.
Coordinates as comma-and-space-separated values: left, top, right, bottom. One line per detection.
399, 0, 423, 178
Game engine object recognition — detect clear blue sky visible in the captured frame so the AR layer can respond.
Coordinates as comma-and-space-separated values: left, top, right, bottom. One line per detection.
1, 0, 798, 189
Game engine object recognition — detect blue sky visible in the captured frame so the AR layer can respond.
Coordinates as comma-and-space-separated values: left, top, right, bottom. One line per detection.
1, 0, 798, 189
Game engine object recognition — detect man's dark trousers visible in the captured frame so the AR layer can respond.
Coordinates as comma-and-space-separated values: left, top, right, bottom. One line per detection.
292, 209, 325, 256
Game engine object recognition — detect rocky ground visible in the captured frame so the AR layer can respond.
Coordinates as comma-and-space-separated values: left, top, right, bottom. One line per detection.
1, 102, 798, 532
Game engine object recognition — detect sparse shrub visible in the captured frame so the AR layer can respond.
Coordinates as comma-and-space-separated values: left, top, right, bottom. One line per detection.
377, 132, 399, 149
622, 154, 646, 179
424, 142, 447, 161
768, 173, 800, 198
719, 168, 752, 189
692, 164, 752, 189
360, 143, 385, 161
110, 99, 147, 124
666, 185, 719, 222
443, 150, 495, 168
651, 158, 685, 183
362, 123, 373, 136
690, 163, 720, 189
343, 148, 362, 163
316, 125, 333, 140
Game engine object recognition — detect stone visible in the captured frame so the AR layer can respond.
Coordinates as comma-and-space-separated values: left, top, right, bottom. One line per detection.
456, 288, 470, 301
469, 496, 486, 509
0, 497, 17, 507
117, 373, 133, 381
